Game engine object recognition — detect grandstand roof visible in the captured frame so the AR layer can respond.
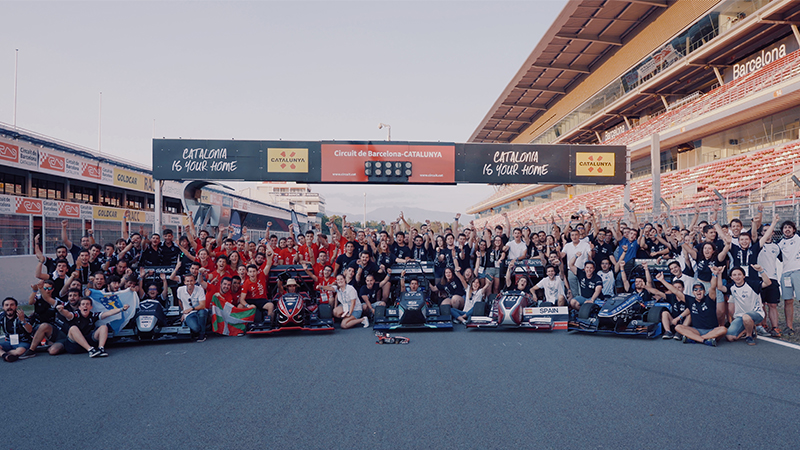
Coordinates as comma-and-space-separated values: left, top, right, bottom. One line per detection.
470, 0, 800, 145
469, 0, 667, 144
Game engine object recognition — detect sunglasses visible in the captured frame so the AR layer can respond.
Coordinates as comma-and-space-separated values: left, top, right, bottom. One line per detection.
43, 287, 53, 291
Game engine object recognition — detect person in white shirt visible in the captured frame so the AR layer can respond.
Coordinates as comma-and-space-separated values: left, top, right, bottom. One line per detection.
717, 265, 770, 345
597, 258, 616, 299
667, 260, 694, 297
532, 265, 567, 306
325, 274, 367, 329
561, 230, 592, 298
506, 228, 528, 262
757, 219, 781, 336
451, 277, 490, 324
777, 220, 800, 335
177, 273, 207, 342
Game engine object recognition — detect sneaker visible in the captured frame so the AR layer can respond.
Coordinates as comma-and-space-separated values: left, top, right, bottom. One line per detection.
2, 353, 19, 362
662, 331, 674, 340
682, 335, 696, 344
770, 327, 782, 337
745, 336, 756, 346
703, 339, 717, 347
18, 349, 36, 360
361, 317, 370, 328
784, 327, 795, 336
673, 333, 683, 341
88, 347, 101, 358
98, 347, 109, 357
756, 326, 770, 337
196, 337, 206, 343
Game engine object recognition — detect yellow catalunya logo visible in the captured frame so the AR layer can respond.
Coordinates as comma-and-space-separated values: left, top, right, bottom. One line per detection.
576, 152, 615, 176
268, 148, 308, 173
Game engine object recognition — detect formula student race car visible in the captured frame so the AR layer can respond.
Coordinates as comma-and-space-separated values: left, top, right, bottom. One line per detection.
247, 265, 334, 335
466, 290, 568, 330
568, 292, 669, 338
374, 260, 453, 331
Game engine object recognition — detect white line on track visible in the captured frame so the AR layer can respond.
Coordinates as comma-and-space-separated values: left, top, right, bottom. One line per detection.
759, 336, 800, 350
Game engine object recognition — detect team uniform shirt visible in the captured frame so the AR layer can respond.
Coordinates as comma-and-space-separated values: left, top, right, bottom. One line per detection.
297, 245, 313, 264
30, 294, 57, 325
242, 273, 269, 301
160, 242, 182, 267
212, 289, 235, 306
312, 263, 333, 280
359, 284, 380, 305
335, 253, 358, 273
177, 285, 206, 320
593, 240, 615, 267
336, 284, 361, 314
412, 245, 432, 262
140, 245, 164, 268
437, 279, 466, 298
665, 293, 688, 318
564, 241, 592, 270
757, 242, 780, 281
597, 270, 615, 298
1, 315, 32, 344
671, 273, 695, 296
506, 240, 527, 261
534, 276, 566, 303
279, 247, 298, 265
779, 234, 800, 273
694, 255, 724, 283
434, 247, 455, 271
69, 311, 103, 336
392, 244, 413, 260
728, 242, 761, 282
316, 276, 336, 304
686, 294, 717, 330
576, 269, 603, 299
487, 248, 505, 269
729, 280, 765, 319
613, 237, 639, 265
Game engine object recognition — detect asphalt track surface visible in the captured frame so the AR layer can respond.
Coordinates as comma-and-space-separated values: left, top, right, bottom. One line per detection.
3, 326, 800, 450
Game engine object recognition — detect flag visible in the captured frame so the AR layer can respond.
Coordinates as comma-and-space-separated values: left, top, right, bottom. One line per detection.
87, 288, 139, 334
211, 294, 255, 336
290, 208, 303, 241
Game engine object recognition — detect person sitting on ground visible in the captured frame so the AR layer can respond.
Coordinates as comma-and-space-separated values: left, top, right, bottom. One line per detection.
718, 265, 770, 345
655, 273, 690, 340
322, 274, 368, 329
177, 273, 207, 343
20, 281, 59, 359
360, 273, 390, 317
674, 276, 728, 346
239, 263, 273, 324
450, 277, 490, 324
1, 297, 33, 362
568, 254, 603, 310
57, 297, 128, 357
532, 264, 567, 306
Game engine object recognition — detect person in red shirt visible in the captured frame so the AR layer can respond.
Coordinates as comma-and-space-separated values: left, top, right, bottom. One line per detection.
297, 234, 313, 265
231, 275, 243, 299
213, 277, 235, 306
312, 249, 332, 280
305, 230, 318, 262
304, 262, 336, 304
280, 236, 298, 265
240, 262, 273, 323
206, 255, 235, 297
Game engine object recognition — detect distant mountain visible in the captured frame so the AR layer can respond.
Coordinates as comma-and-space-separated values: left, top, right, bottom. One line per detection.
327, 206, 462, 224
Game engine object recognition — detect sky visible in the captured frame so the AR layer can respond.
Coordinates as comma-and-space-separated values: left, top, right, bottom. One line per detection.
0, 0, 567, 217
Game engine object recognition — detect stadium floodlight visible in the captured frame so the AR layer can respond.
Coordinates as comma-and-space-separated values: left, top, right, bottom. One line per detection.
378, 123, 391, 141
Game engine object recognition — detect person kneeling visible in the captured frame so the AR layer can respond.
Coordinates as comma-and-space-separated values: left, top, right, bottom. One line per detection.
57, 297, 128, 357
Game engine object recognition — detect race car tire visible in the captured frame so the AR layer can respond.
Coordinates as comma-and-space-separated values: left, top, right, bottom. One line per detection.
318, 303, 333, 320
472, 302, 486, 317
646, 306, 666, 324
578, 303, 597, 320
439, 304, 451, 318
374, 305, 386, 319
540, 302, 554, 307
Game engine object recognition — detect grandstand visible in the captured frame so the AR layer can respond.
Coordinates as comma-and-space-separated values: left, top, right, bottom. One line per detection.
468, 0, 800, 226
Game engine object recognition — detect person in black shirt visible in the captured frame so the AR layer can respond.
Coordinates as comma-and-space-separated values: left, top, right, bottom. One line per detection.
69, 249, 93, 285
1, 297, 33, 362
34, 233, 69, 273
61, 219, 95, 264
392, 231, 412, 261
411, 234, 432, 262
429, 267, 466, 309
655, 273, 689, 340
359, 273, 391, 315
568, 255, 603, 310
334, 242, 358, 276
674, 278, 728, 346
349, 252, 378, 290
19, 281, 60, 359
57, 297, 128, 357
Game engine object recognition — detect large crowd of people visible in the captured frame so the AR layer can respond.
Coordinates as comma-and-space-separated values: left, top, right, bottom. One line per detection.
2, 203, 797, 362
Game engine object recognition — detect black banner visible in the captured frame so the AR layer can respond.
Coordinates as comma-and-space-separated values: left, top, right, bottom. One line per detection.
153, 139, 626, 185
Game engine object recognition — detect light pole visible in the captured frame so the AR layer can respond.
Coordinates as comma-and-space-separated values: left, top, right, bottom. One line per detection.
13, 49, 18, 128
379, 123, 391, 141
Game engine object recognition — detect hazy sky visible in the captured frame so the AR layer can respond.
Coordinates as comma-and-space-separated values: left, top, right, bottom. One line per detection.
0, 0, 567, 216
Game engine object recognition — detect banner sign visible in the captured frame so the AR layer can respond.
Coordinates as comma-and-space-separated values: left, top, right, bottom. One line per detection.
153, 139, 626, 185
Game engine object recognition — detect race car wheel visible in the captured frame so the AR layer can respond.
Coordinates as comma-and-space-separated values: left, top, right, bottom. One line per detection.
646, 306, 666, 324
578, 303, 597, 320
539, 302, 554, 307
472, 301, 486, 316
318, 303, 333, 320
439, 304, 451, 318
374, 305, 386, 319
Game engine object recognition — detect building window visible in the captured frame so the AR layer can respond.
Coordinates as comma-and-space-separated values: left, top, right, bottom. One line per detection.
0, 173, 26, 195
163, 199, 182, 214
126, 194, 144, 210
70, 184, 97, 203
100, 189, 123, 207
31, 178, 65, 200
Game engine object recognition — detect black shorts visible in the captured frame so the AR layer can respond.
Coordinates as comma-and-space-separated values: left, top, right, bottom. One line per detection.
762, 280, 780, 304
246, 298, 271, 309
65, 332, 98, 354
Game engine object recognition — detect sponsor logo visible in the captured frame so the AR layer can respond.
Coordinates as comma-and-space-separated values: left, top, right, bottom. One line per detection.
39, 151, 66, 172
59, 203, 81, 218
0, 142, 19, 163
575, 152, 615, 176
81, 163, 102, 179
93, 207, 120, 220
267, 148, 309, 173
15, 198, 42, 215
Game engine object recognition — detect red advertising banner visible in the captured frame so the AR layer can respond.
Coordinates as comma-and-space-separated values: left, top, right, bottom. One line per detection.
58, 202, 81, 218
81, 162, 103, 180
39, 151, 66, 172
0, 142, 19, 163
15, 197, 42, 215
320, 143, 455, 183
